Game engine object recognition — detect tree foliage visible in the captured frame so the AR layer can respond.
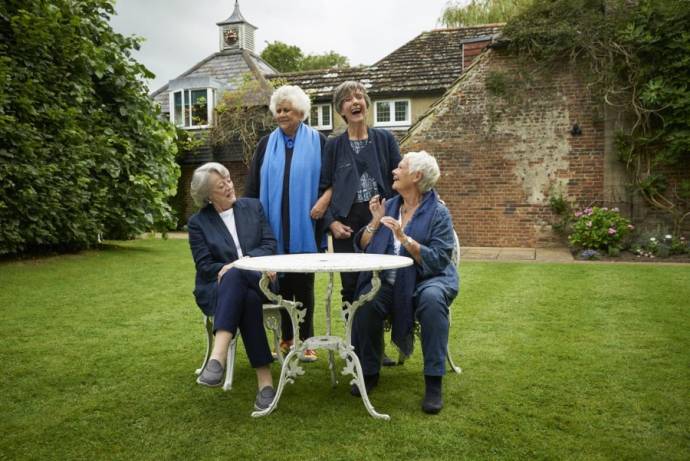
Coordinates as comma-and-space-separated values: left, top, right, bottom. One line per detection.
0, 0, 180, 255
261, 41, 350, 72
210, 74, 282, 167
503, 0, 690, 233
439, 0, 532, 27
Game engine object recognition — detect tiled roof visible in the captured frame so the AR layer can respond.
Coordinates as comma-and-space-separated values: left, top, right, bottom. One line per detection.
151, 49, 276, 113
269, 24, 503, 99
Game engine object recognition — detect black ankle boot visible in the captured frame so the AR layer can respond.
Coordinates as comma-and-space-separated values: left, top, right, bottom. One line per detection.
422, 375, 443, 414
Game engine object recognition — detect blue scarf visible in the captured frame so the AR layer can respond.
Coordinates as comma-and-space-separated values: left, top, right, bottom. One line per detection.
259, 123, 321, 254
357, 189, 439, 356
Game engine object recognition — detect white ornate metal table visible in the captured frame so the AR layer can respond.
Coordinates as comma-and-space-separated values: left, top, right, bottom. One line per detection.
234, 252, 412, 420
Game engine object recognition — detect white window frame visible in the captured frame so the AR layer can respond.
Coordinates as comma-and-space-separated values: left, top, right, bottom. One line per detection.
308, 103, 333, 130
373, 99, 411, 127
169, 88, 215, 129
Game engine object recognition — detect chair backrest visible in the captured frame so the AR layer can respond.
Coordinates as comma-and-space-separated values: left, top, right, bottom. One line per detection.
452, 230, 460, 269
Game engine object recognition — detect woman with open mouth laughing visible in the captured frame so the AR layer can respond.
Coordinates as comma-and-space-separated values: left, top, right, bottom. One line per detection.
320, 81, 402, 308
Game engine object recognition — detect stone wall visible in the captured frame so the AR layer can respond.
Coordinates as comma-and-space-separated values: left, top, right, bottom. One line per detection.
402, 48, 607, 247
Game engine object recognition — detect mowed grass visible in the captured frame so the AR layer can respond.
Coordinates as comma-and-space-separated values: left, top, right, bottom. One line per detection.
1, 239, 688, 460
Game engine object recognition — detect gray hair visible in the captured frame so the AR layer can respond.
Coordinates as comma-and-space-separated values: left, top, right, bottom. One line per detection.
269, 85, 310, 121
190, 162, 230, 207
405, 151, 440, 193
333, 81, 371, 122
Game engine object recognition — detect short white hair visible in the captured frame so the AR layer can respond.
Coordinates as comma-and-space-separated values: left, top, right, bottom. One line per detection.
269, 85, 310, 121
405, 151, 440, 193
190, 162, 229, 207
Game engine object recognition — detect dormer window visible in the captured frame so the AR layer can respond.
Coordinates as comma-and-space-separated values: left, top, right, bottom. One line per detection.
308, 103, 332, 130
170, 88, 215, 129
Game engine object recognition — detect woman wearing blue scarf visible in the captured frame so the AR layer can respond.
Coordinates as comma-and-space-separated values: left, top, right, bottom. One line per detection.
351, 151, 459, 414
245, 85, 328, 362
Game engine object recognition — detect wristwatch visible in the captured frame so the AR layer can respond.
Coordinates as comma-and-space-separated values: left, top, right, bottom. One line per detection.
402, 235, 413, 247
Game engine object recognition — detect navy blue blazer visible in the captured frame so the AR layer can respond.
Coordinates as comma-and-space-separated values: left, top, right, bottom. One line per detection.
188, 198, 277, 315
320, 128, 401, 228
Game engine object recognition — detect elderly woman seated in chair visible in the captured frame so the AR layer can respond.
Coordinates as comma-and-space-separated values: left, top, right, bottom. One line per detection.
188, 162, 278, 411
351, 151, 459, 414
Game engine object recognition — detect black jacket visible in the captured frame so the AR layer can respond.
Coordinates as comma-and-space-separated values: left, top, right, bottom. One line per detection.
320, 128, 401, 228
188, 199, 276, 315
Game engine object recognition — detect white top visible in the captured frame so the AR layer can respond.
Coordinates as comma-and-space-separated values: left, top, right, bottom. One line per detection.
233, 253, 412, 273
218, 208, 243, 258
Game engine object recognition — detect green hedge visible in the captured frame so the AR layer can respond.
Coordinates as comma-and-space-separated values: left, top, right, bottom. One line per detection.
0, 0, 179, 255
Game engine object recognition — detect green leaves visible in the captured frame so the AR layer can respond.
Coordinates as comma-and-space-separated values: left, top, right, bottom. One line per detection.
0, 0, 179, 255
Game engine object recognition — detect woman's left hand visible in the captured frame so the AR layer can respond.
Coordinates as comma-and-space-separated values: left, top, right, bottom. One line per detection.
218, 262, 235, 281
380, 216, 405, 241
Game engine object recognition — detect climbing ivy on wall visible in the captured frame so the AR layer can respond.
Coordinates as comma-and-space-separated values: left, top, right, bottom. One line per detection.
502, 0, 690, 233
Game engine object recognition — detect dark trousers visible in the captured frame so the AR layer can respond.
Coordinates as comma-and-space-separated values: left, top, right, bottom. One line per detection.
214, 268, 273, 368
278, 272, 315, 341
352, 282, 450, 376
332, 202, 372, 304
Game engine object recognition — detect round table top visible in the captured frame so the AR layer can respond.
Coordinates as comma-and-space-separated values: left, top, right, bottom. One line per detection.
233, 253, 413, 273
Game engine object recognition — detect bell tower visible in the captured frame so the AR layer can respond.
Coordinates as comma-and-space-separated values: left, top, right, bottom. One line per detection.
217, 1, 257, 52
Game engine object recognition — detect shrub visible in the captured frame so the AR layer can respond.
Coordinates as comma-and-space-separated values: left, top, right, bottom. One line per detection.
568, 207, 633, 253
0, 0, 179, 255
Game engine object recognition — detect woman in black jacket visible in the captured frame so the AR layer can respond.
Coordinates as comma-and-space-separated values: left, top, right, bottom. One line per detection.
320, 81, 402, 304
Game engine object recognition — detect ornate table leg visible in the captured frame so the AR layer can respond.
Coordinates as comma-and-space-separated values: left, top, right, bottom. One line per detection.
252, 348, 304, 418
252, 273, 306, 418
325, 272, 337, 387
340, 271, 390, 420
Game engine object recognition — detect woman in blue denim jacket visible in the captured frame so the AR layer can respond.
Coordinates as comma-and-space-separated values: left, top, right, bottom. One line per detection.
351, 151, 459, 414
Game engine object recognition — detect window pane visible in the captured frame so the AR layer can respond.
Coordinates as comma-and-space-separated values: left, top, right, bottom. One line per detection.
190, 89, 208, 126
394, 101, 408, 122
376, 102, 390, 122
174, 91, 183, 126
322, 105, 331, 126
183, 90, 191, 127
310, 107, 318, 126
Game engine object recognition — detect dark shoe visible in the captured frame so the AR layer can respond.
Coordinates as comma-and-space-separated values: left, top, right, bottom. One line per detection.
350, 373, 379, 397
382, 354, 399, 367
254, 386, 276, 411
422, 375, 443, 414
197, 359, 224, 387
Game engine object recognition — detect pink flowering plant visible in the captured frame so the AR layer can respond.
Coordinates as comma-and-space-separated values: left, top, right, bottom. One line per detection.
568, 207, 633, 254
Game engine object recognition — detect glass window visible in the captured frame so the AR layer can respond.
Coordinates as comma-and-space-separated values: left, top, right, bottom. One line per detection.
307, 104, 333, 130
322, 104, 331, 126
374, 99, 411, 127
394, 101, 408, 122
191, 89, 208, 126
376, 102, 390, 123
174, 92, 183, 126
171, 88, 213, 128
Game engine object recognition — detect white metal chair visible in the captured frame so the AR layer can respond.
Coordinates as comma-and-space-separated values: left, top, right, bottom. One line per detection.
195, 296, 304, 391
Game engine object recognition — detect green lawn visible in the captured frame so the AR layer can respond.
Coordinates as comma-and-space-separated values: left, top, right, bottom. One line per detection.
1, 239, 688, 460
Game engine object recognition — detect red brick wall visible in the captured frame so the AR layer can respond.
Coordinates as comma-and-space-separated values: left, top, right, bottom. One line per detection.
403, 49, 606, 247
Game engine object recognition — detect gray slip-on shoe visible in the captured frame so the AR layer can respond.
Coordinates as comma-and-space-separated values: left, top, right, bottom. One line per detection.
196, 359, 224, 387
254, 386, 276, 411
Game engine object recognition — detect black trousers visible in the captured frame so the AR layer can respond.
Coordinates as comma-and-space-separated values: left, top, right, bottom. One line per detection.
214, 268, 273, 368
332, 202, 372, 304
279, 272, 315, 342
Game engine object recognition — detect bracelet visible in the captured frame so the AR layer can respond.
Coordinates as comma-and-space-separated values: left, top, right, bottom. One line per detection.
365, 224, 379, 233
